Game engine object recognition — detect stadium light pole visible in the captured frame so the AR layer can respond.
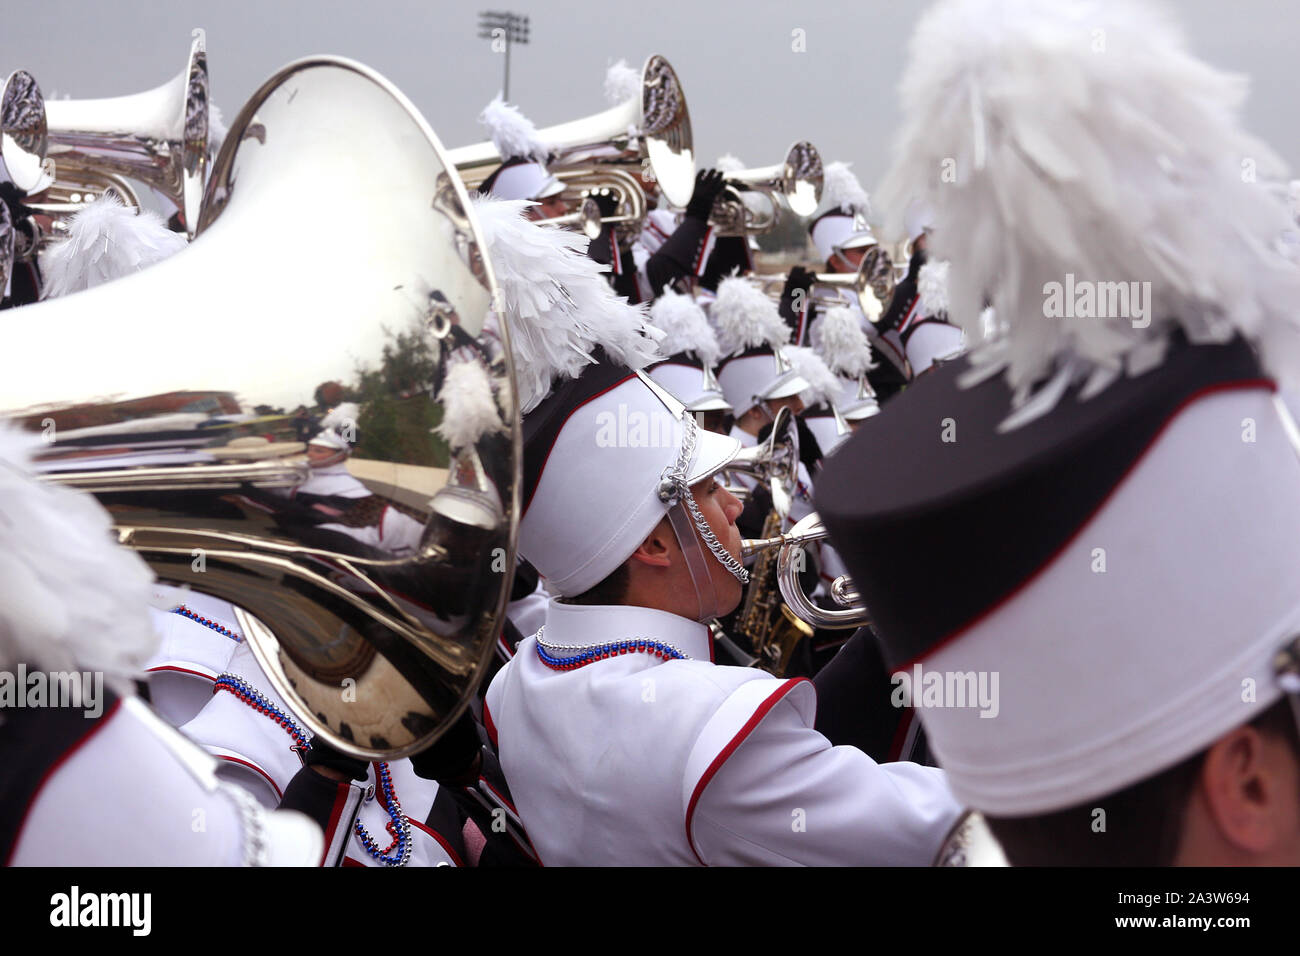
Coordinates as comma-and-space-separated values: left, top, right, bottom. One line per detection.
477, 11, 530, 101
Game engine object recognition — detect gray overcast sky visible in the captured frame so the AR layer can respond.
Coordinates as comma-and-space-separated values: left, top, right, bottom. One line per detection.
5, 0, 1300, 193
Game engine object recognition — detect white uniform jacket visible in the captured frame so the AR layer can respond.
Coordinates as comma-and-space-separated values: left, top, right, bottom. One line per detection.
484, 600, 961, 865
6, 692, 321, 866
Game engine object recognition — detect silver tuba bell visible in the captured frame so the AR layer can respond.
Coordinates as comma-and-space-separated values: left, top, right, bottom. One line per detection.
38, 28, 210, 235
449, 53, 695, 210
0, 56, 520, 760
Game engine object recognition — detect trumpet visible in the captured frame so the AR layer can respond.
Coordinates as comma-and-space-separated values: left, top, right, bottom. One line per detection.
548, 165, 648, 243
528, 165, 649, 244
741, 513, 869, 630
448, 54, 694, 208
711, 141, 823, 236
38, 28, 210, 235
750, 244, 897, 322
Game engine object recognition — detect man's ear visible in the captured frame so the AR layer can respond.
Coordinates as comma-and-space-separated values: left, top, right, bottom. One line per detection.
1199, 724, 1286, 855
628, 519, 674, 569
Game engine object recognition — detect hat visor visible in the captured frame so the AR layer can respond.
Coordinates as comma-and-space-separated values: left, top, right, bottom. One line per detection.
841, 401, 881, 421
685, 427, 740, 485
685, 392, 733, 413
533, 175, 566, 199
838, 231, 878, 251
761, 370, 811, 401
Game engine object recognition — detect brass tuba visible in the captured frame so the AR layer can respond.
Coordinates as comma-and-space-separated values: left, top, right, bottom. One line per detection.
33, 28, 209, 235
448, 54, 695, 210
0, 56, 520, 761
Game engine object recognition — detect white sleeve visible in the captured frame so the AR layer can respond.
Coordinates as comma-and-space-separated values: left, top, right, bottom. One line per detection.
686, 680, 961, 866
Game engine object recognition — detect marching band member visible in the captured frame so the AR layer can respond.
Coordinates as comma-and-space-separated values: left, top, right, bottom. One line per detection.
475, 94, 567, 221
801, 304, 880, 461
624, 168, 728, 303
818, 0, 1300, 866
806, 162, 911, 401
0, 428, 322, 865
475, 197, 959, 865
713, 274, 810, 466
711, 276, 816, 540
876, 208, 965, 377
644, 288, 733, 434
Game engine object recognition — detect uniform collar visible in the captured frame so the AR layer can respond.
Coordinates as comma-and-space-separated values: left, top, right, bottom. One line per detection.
541, 598, 714, 662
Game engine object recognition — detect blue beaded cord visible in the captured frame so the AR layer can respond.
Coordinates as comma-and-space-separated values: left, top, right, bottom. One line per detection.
213, 674, 411, 866
535, 637, 686, 671
172, 605, 242, 642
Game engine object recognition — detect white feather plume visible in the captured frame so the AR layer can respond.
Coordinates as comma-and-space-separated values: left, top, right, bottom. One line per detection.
473, 195, 661, 413
810, 305, 875, 378
787, 345, 841, 408
917, 259, 951, 316
479, 94, 549, 164
209, 101, 228, 158
435, 358, 506, 451
648, 290, 722, 365
604, 59, 641, 106
715, 154, 745, 174
39, 194, 186, 298
819, 161, 870, 218
0, 426, 158, 683
711, 275, 791, 356
877, 0, 1300, 400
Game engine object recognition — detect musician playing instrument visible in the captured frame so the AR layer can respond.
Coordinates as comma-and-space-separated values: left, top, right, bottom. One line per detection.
474, 95, 567, 221
804, 162, 912, 403
476, 198, 958, 865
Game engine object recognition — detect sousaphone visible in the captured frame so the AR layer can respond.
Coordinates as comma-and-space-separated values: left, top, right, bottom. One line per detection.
0, 57, 520, 760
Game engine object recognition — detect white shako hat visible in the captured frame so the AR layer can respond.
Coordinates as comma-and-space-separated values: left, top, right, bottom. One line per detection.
712, 275, 810, 417
819, 0, 1300, 819
39, 194, 187, 298
645, 289, 731, 413
477, 95, 565, 202
474, 196, 742, 600
809, 161, 876, 262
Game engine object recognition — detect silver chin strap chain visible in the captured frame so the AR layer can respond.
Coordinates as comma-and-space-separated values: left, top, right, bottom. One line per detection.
657, 412, 749, 586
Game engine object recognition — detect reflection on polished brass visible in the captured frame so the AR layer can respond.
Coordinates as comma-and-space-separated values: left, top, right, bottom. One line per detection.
1, 69, 50, 193
0, 56, 520, 761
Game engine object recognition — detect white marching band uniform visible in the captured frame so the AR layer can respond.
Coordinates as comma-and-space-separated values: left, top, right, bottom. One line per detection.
486, 600, 958, 865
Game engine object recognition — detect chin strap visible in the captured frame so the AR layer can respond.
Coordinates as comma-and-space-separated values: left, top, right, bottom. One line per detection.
656, 412, 749, 620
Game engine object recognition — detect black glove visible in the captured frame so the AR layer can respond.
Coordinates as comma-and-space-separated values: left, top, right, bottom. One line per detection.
782, 266, 816, 301
588, 188, 619, 218
684, 168, 727, 220
585, 188, 622, 265
302, 736, 370, 782
778, 266, 817, 340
